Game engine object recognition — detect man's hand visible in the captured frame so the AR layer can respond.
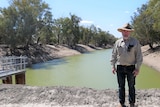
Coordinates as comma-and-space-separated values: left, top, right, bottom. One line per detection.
133, 69, 139, 76
112, 67, 116, 74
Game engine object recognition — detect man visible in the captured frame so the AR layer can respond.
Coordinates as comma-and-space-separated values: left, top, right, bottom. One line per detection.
110, 23, 143, 107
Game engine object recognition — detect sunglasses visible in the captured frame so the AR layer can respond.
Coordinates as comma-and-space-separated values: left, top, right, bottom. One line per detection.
122, 30, 131, 33
127, 45, 134, 52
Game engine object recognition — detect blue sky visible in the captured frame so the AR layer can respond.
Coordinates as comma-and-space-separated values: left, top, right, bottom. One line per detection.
0, 0, 149, 38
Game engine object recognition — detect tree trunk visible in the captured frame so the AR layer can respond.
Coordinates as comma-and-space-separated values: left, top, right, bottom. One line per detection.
149, 43, 154, 50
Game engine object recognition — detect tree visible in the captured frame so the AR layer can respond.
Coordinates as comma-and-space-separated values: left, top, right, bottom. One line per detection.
79, 26, 91, 45
0, 0, 117, 52
53, 14, 82, 47
131, 0, 160, 49
70, 14, 82, 46
38, 11, 54, 44
148, 0, 160, 32
131, 4, 154, 48
0, 0, 52, 50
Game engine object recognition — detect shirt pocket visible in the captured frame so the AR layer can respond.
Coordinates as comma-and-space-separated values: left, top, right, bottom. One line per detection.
117, 46, 124, 56
128, 45, 136, 53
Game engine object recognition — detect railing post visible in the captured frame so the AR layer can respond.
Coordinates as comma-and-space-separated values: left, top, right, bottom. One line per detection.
2, 76, 12, 84
15, 72, 26, 84
0, 56, 27, 84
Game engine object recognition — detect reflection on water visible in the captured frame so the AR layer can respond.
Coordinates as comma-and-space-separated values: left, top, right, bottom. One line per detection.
31, 58, 68, 69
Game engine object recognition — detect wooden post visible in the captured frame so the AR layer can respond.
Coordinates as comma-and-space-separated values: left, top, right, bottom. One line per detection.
15, 72, 26, 84
2, 76, 12, 84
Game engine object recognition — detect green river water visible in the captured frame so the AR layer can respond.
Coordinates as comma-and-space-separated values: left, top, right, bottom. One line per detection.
1, 49, 160, 90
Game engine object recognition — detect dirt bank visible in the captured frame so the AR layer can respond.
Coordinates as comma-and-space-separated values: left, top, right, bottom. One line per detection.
0, 44, 97, 65
141, 45, 160, 72
0, 84, 160, 107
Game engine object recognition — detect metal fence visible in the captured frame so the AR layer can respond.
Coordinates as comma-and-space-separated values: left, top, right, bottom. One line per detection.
0, 56, 27, 78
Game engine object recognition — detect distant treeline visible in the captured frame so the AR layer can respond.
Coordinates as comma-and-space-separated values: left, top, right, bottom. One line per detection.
0, 0, 117, 55
1, 0, 158, 55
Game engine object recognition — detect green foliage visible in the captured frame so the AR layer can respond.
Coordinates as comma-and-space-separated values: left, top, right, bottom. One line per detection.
0, 0, 117, 55
131, 0, 160, 48
0, 0, 52, 49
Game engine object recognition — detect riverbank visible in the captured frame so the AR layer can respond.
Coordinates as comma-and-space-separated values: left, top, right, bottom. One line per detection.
1, 43, 160, 72
44, 44, 160, 73
36, 44, 160, 73
141, 44, 160, 72
0, 44, 104, 65
0, 84, 160, 107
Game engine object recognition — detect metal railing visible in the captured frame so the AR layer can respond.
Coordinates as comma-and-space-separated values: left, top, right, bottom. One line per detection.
0, 56, 27, 78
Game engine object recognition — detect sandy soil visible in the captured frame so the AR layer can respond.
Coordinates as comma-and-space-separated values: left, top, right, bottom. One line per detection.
0, 84, 160, 107
45, 45, 81, 58
30, 44, 96, 64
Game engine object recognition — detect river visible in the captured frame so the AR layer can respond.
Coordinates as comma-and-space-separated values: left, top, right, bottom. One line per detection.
1, 49, 160, 90
24, 49, 160, 90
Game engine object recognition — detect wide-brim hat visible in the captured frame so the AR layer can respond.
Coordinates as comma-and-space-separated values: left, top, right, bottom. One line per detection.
117, 23, 134, 32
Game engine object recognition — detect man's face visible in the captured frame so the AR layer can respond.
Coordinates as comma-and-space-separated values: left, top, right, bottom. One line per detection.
121, 30, 131, 40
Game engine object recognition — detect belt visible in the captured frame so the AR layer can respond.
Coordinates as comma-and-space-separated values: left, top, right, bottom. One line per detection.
119, 65, 135, 67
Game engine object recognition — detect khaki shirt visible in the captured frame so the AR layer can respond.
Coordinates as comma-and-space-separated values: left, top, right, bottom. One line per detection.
110, 37, 143, 70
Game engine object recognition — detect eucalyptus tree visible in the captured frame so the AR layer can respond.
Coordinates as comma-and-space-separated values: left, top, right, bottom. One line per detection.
131, 3, 154, 48
131, 0, 160, 48
89, 25, 98, 45
53, 14, 81, 47
95, 28, 110, 47
70, 14, 82, 46
61, 17, 73, 46
53, 17, 73, 46
0, 6, 18, 48
38, 11, 54, 44
0, 0, 52, 50
53, 18, 64, 45
131, 4, 150, 45
146, 0, 160, 45
79, 26, 91, 45
148, 0, 160, 32
106, 33, 117, 46
79, 24, 116, 47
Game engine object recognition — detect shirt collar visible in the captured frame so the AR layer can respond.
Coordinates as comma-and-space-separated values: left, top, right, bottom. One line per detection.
122, 36, 131, 42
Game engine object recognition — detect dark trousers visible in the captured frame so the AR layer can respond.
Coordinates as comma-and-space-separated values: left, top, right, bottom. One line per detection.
116, 65, 136, 104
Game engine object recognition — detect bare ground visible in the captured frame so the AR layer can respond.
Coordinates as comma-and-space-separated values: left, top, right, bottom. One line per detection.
0, 84, 160, 107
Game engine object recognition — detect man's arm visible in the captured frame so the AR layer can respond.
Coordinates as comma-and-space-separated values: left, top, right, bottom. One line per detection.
134, 41, 143, 76
110, 43, 118, 74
